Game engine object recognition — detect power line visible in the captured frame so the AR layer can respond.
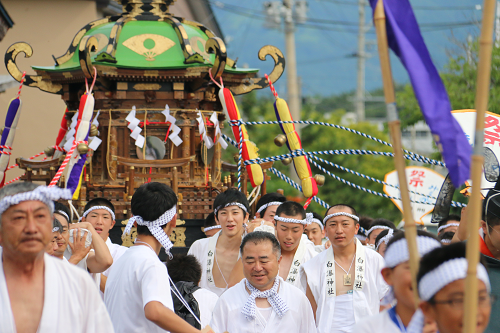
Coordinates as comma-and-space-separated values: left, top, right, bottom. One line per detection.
318, 0, 481, 11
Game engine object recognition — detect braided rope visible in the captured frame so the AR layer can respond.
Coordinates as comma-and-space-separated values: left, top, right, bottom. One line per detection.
237, 124, 243, 191
5, 174, 24, 185
228, 120, 444, 167
6, 151, 46, 171
268, 167, 329, 209
265, 74, 279, 99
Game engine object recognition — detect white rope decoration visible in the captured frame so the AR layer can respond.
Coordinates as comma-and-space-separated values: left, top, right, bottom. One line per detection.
242, 276, 289, 320
385, 235, 441, 268
274, 212, 313, 225
214, 202, 248, 216
437, 222, 460, 234
323, 212, 359, 224
311, 218, 324, 230
407, 258, 491, 333
441, 239, 452, 245
375, 228, 394, 251
123, 205, 177, 258
203, 225, 221, 232
54, 210, 70, 223
81, 205, 116, 221
256, 201, 283, 214
0, 186, 72, 217
365, 225, 392, 237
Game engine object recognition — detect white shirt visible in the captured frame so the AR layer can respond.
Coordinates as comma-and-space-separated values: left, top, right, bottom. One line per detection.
0, 249, 114, 333
210, 278, 317, 333
188, 231, 228, 296
300, 243, 389, 333
352, 308, 402, 333
103, 238, 128, 277
285, 234, 318, 291
104, 246, 174, 333
192, 288, 219, 328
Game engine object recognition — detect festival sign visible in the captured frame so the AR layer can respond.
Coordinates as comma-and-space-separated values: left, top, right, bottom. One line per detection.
452, 109, 500, 197
383, 166, 445, 224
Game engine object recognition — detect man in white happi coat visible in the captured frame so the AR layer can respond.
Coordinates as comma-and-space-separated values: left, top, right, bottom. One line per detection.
105, 182, 202, 333
210, 231, 317, 333
0, 182, 114, 333
300, 204, 389, 333
80, 198, 127, 294
188, 189, 250, 296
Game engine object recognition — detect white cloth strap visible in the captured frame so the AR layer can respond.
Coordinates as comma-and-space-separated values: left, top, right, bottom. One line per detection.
441, 239, 451, 245
122, 205, 177, 257
375, 228, 394, 251
0, 186, 72, 217
203, 225, 221, 232
274, 213, 313, 225
311, 218, 324, 230
242, 277, 289, 320
52, 227, 60, 232
365, 225, 392, 237
54, 210, 70, 223
214, 202, 248, 216
384, 235, 441, 268
323, 212, 359, 224
82, 205, 115, 221
256, 201, 283, 214
437, 222, 460, 234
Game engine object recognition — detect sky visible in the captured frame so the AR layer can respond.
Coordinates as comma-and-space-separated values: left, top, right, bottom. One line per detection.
208, 0, 485, 98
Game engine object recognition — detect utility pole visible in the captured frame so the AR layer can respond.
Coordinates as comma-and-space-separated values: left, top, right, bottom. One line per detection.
355, 0, 366, 122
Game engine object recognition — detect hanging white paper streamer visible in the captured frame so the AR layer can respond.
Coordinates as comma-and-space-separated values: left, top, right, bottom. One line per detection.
125, 106, 145, 148
161, 105, 183, 146
209, 112, 227, 149
88, 110, 102, 151
196, 110, 213, 149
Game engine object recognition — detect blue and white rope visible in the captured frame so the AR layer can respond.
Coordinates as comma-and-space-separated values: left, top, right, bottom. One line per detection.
238, 124, 243, 191
228, 120, 445, 166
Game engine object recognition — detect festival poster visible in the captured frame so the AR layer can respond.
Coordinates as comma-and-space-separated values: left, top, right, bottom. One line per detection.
383, 166, 445, 224
452, 110, 500, 197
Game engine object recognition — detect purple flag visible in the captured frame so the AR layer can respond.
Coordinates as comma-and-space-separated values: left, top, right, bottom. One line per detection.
368, 0, 471, 187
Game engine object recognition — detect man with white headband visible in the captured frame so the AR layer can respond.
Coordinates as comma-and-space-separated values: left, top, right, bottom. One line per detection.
210, 231, 316, 333
366, 218, 396, 248
354, 230, 441, 332
254, 192, 286, 222
0, 182, 114, 332
305, 212, 326, 246
189, 188, 250, 296
81, 198, 127, 294
203, 212, 221, 237
105, 182, 202, 333
406, 242, 492, 333
436, 214, 460, 236
300, 204, 389, 332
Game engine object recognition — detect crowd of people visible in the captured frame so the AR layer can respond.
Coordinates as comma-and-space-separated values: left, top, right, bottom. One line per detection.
0, 181, 497, 333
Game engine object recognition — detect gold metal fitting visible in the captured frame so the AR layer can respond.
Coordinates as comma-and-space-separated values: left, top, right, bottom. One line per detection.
89, 124, 99, 137
274, 134, 287, 147
281, 157, 292, 166
314, 174, 326, 186
77, 143, 89, 155
44, 146, 55, 157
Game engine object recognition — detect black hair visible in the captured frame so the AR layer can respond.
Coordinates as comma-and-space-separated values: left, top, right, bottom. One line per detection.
417, 242, 487, 300
386, 229, 439, 250
275, 201, 306, 220
311, 212, 323, 227
438, 231, 455, 242
204, 212, 216, 228
325, 204, 358, 221
437, 214, 460, 228
240, 231, 281, 258
367, 218, 396, 237
166, 254, 202, 284
84, 198, 115, 215
213, 188, 249, 219
255, 192, 286, 216
52, 217, 63, 234
54, 202, 71, 223
482, 198, 500, 228
358, 216, 373, 236
131, 182, 177, 236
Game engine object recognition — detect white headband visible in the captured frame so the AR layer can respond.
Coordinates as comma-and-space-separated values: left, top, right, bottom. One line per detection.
123, 205, 177, 258
437, 222, 460, 234
214, 202, 248, 216
366, 225, 392, 237
311, 218, 324, 230
375, 228, 394, 251
82, 205, 115, 221
407, 258, 491, 333
204, 225, 221, 232
323, 212, 359, 224
54, 210, 70, 223
384, 235, 441, 268
355, 234, 367, 241
274, 212, 313, 225
52, 227, 60, 232
0, 186, 72, 217
441, 239, 452, 245
256, 201, 283, 214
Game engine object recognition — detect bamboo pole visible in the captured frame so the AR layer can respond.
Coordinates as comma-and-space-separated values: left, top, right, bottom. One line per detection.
463, 1, 496, 332
373, 0, 420, 308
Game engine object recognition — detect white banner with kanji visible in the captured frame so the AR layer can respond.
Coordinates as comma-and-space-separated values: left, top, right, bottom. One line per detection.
383, 166, 445, 224
452, 109, 500, 197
